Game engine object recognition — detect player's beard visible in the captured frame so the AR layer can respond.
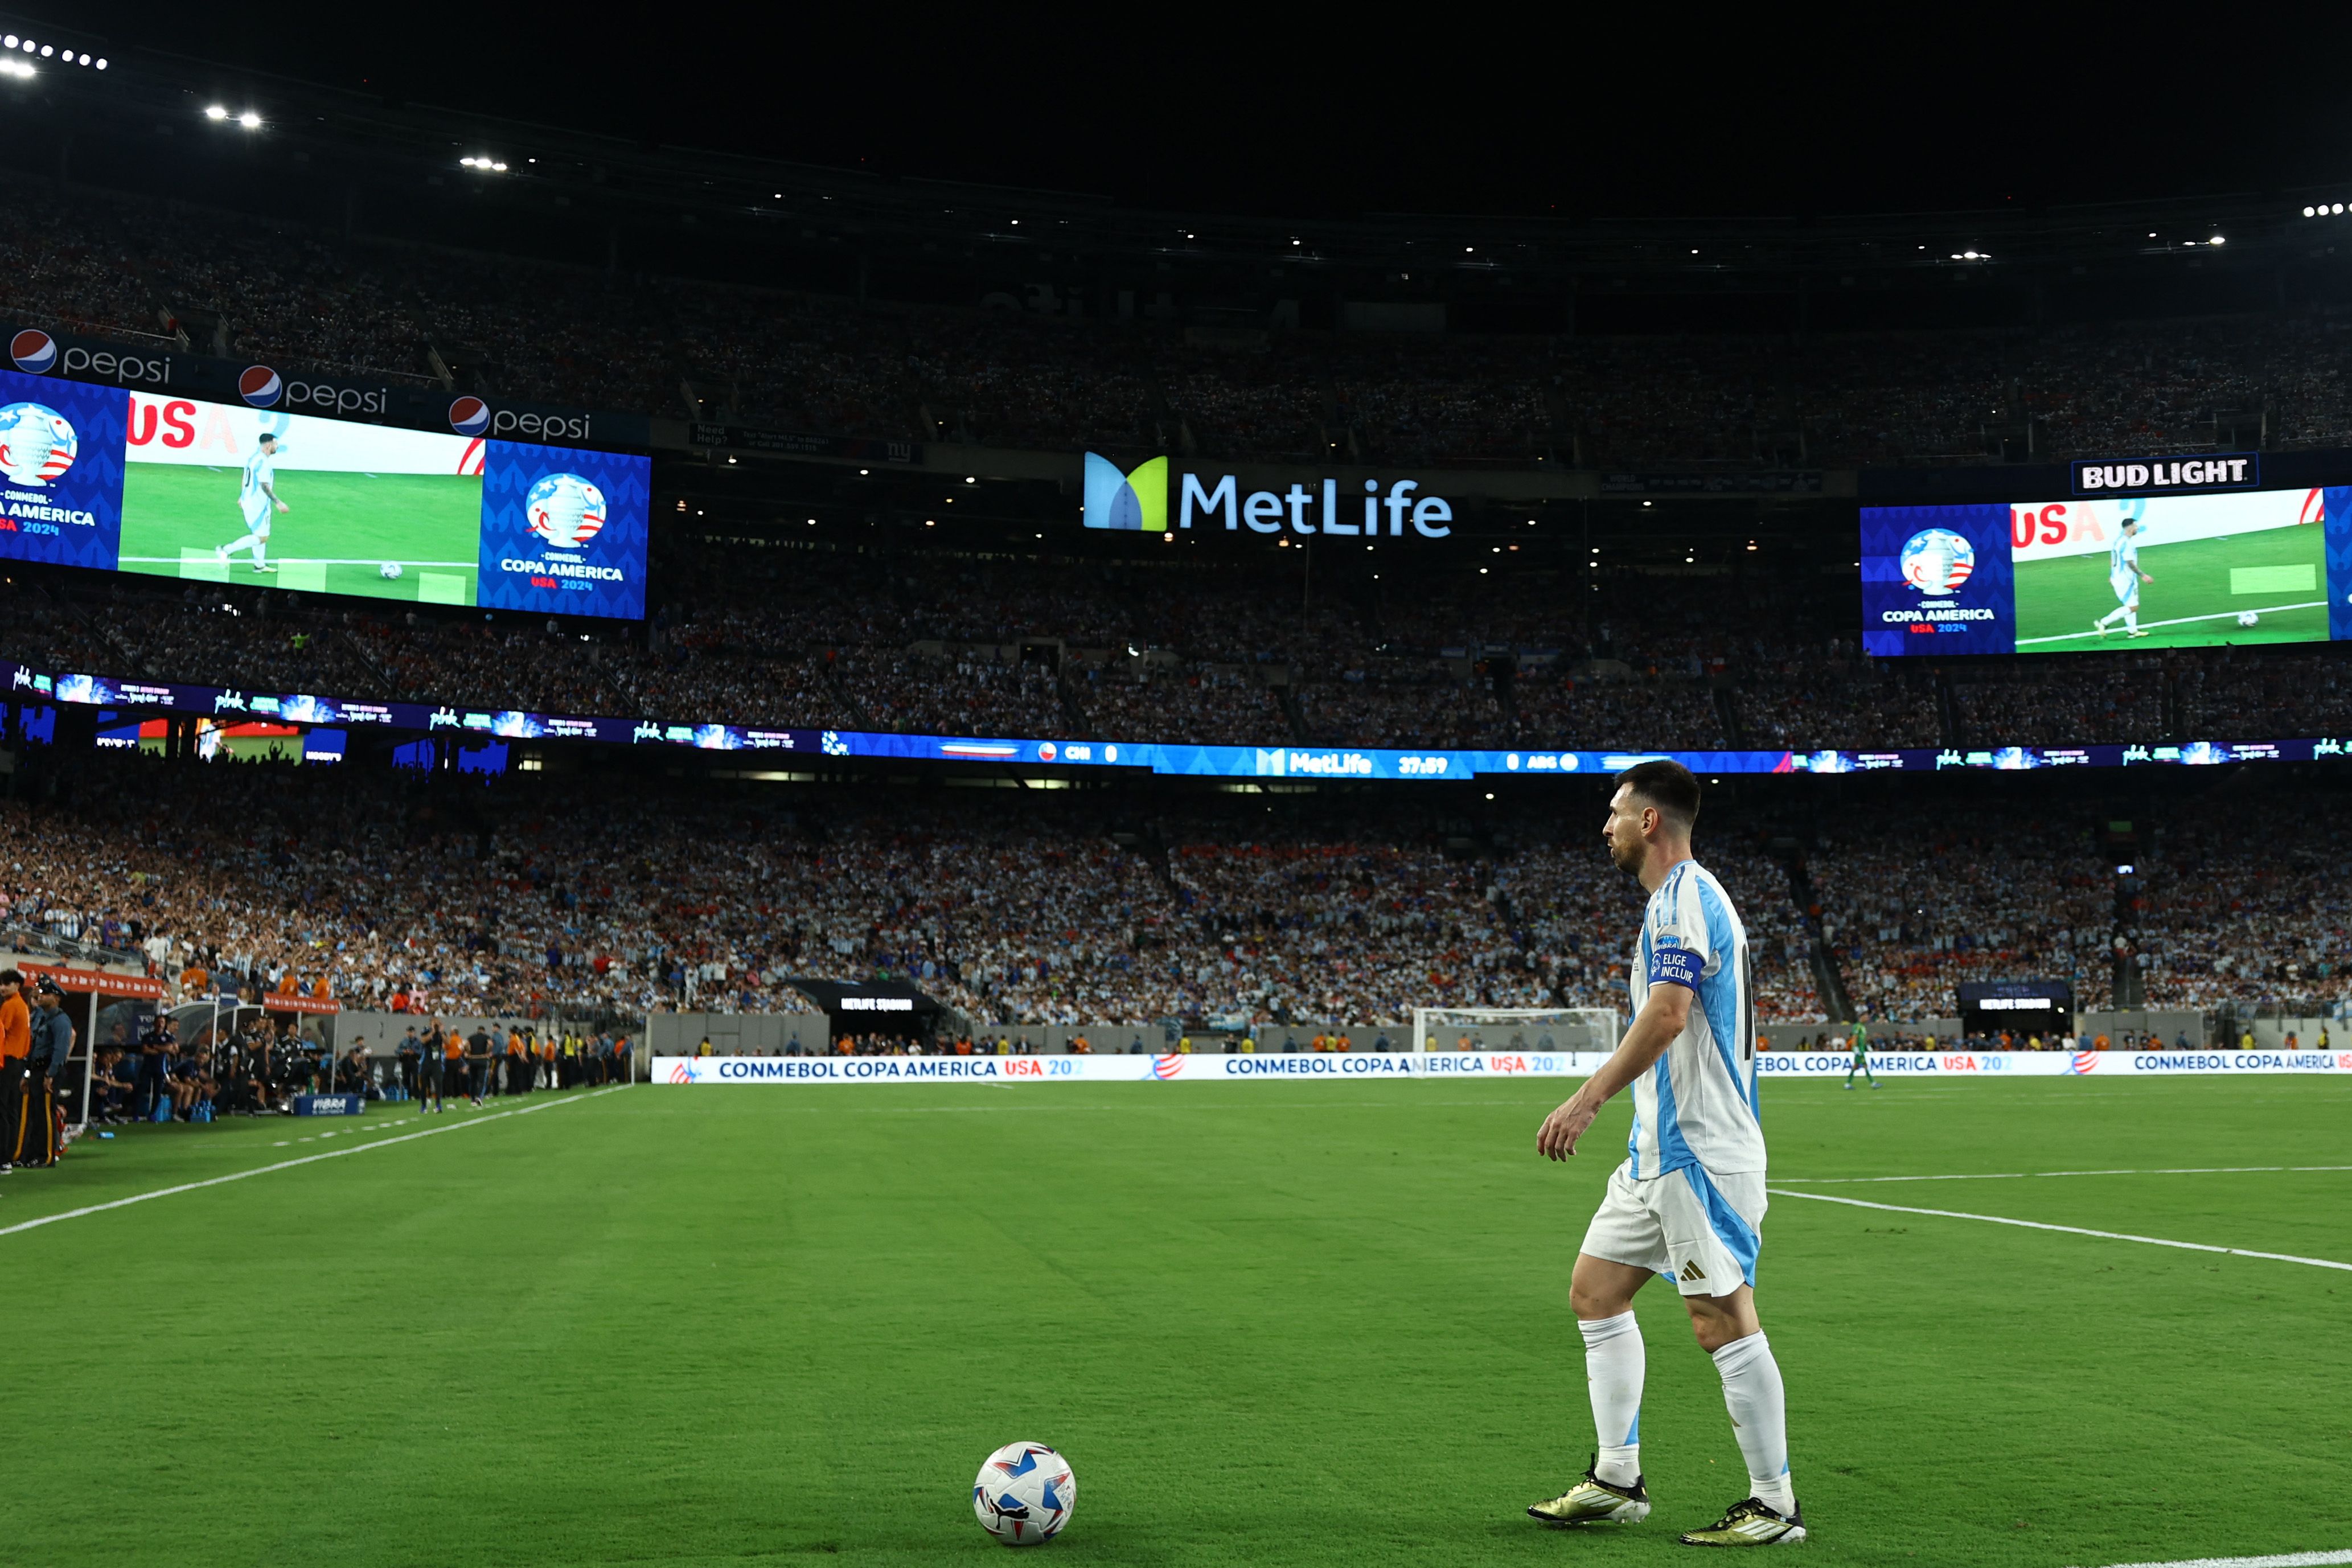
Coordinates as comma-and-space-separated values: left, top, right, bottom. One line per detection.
1608, 832, 1647, 879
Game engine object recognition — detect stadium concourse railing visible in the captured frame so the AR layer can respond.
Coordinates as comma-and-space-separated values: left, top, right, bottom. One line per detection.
14, 658, 2352, 783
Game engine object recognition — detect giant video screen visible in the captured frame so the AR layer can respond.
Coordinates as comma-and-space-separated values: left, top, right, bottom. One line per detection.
0, 370, 650, 617
1863, 486, 2352, 656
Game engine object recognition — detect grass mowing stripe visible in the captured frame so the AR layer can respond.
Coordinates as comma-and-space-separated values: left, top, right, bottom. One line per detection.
1767, 1187, 2352, 1271
0, 1085, 626, 1238
1781, 1165, 2352, 1184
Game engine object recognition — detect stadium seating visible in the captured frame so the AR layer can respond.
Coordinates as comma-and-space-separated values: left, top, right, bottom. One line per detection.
6, 755, 2341, 1036
9, 179, 2352, 469
10, 560, 2348, 758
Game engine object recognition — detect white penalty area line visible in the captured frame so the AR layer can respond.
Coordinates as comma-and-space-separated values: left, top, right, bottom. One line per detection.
120, 557, 479, 568
1781, 1164, 2352, 1185
0, 1086, 630, 1239
2072, 1551, 2352, 1568
2017, 600, 2328, 646
1766, 1188, 2352, 1273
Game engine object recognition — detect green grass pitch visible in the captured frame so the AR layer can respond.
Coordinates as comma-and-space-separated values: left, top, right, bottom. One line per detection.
2013, 527, 2332, 651
117, 462, 483, 605
10, 1077, 2350, 1566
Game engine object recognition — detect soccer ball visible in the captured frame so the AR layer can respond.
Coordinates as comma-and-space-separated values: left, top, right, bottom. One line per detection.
972, 1442, 1074, 1546
380, 562, 403, 580
2237, 610, 2259, 627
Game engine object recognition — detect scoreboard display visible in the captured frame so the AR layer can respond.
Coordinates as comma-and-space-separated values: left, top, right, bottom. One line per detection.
1862, 483, 2352, 656
0, 370, 651, 618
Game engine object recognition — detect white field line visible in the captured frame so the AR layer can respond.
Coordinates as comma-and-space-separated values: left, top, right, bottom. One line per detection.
2072, 1551, 2352, 1568
121, 557, 479, 568
1766, 1188, 2352, 1273
0, 1086, 628, 1238
1780, 1165, 2352, 1184
2017, 600, 2329, 646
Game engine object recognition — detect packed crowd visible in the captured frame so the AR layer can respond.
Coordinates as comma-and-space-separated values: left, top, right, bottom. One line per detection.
7, 752, 2343, 1031
12, 559, 2352, 756
1808, 795, 2352, 1017
11, 178, 2352, 468
0, 758, 1823, 1028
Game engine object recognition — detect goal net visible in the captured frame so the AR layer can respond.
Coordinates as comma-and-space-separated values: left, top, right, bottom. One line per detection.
1411, 1007, 1620, 1054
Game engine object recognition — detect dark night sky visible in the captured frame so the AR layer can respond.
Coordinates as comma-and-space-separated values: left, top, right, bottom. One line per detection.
26, 6, 2352, 219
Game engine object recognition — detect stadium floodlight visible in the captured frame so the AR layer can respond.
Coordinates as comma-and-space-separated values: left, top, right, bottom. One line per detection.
237, 110, 260, 128
0, 58, 29, 79
204, 104, 227, 119
2209, 236, 2225, 245
2305, 206, 2317, 216
2, 35, 13, 45
2337, 204, 2347, 215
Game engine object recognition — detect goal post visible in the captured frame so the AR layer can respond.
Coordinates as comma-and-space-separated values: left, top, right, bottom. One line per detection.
1411, 1007, 1620, 1054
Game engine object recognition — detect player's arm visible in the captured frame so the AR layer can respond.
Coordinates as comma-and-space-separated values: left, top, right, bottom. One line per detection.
263, 479, 289, 513
1537, 981, 1692, 1160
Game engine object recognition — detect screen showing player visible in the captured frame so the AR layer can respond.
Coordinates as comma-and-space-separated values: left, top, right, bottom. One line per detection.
0, 370, 652, 619
120, 395, 486, 602
2009, 490, 2331, 651
1863, 485, 2352, 656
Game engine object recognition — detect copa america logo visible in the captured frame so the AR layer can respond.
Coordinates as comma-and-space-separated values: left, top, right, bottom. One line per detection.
9, 329, 56, 374
0, 401, 78, 485
449, 396, 490, 437
1898, 528, 1975, 596
524, 472, 606, 549
238, 365, 283, 408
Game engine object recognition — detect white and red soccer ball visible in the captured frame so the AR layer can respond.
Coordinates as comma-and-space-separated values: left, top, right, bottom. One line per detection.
972, 1442, 1074, 1546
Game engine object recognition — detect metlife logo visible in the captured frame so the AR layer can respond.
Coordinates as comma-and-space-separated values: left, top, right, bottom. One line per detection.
1083, 453, 1452, 540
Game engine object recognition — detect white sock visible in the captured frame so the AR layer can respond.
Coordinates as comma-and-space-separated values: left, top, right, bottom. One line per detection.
1712, 1331, 1793, 1515
2124, 608, 2137, 633
1579, 1311, 1644, 1485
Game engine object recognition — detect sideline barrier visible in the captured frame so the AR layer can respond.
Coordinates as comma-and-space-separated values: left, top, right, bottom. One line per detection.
651, 1048, 2352, 1085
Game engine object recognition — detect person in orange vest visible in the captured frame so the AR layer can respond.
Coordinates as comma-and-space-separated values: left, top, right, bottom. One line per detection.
504, 1026, 531, 1095
0, 970, 29, 1168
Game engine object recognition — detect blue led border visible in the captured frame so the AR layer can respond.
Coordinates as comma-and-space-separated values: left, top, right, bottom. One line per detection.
10, 662, 2346, 777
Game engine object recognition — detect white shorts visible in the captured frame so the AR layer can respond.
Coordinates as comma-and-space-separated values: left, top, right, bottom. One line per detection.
240, 504, 271, 537
1580, 1161, 1766, 1298
2109, 570, 2138, 606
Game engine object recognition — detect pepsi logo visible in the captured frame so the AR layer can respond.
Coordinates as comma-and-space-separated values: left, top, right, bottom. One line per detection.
9, 329, 56, 375
238, 365, 282, 408
449, 396, 490, 437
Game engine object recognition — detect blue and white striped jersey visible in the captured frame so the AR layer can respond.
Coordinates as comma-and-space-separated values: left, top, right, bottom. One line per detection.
1626, 859, 1764, 1177
2109, 531, 2140, 579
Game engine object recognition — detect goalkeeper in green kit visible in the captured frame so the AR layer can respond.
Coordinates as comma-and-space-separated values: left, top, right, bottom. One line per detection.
1844, 1016, 1877, 1090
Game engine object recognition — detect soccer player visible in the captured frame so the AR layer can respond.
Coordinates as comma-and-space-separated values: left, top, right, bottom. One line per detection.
2092, 518, 2153, 639
218, 430, 287, 573
1527, 761, 1803, 1547
1844, 1015, 1877, 1090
